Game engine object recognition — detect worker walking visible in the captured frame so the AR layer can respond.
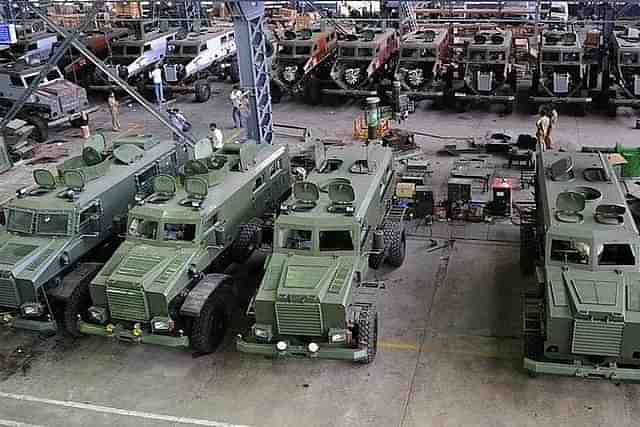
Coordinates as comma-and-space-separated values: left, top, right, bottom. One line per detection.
230, 85, 244, 128
536, 105, 558, 151
150, 64, 164, 105
168, 108, 191, 143
209, 122, 224, 150
108, 92, 121, 132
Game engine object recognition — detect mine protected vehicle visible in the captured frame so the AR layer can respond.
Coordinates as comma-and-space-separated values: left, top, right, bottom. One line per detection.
606, 27, 640, 116
395, 26, 450, 107
161, 27, 237, 102
522, 150, 640, 381
237, 142, 407, 364
0, 134, 178, 334
75, 141, 291, 352
0, 60, 95, 141
323, 28, 400, 98
453, 29, 517, 113
270, 27, 338, 104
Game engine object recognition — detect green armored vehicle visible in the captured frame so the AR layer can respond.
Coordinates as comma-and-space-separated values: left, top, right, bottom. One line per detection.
523, 150, 640, 381
75, 141, 291, 352
237, 142, 406, 363
0, 134, 178, 334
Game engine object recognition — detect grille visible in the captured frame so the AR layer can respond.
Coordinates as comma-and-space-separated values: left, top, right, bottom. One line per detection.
477, 71, 493, 92
553, 72, 570, 94
634, 75, 640, 96
107, 286, 149, 322
0, 270, 19, 308
571, 319, 624, 357
117, 255, 164, 278
164, 65, 178, 82
275, 302, 323, 336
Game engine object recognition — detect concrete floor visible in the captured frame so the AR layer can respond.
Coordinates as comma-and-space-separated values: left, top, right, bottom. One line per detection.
1, 85, 640, 426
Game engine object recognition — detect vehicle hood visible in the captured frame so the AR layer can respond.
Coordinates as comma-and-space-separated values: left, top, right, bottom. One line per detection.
265, 253, 355, 302
0, 234, 69, 281
103, 242, 199, 296
36, 79, 85, 100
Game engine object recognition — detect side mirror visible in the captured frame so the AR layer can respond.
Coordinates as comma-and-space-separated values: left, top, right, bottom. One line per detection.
0, 210, 5, 227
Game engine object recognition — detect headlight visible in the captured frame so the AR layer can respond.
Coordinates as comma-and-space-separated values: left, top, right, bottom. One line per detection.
20, 302, 44, 318
308, 342, 319, 353
118, 65, 129, 79
329, 329, 347, 343
59, 253, 71, 266
280, 203, 290, 214
253, 324, 273, 341
151, 316, 174, 333
345, 206, 355, 215
283, 65, 298, 82
407, 69, 425, 87
276, 341, 288, 351
345, 68, 361, 86
88, 306, 109, 324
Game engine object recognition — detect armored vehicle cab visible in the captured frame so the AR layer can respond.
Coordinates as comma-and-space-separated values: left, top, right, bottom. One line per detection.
396, 26, 450, 106
90, 29, 178, 91
325, 28, 400, 98
0, 135, 178, 334
270, 27, 338, 104
0, 61, 94, 142
162, 27, 237, 102
607, 27, 640, 116
454, 29, 516, 113
531, 30, 592, 115
77, 142, 291, 352
523, 150, 640, 381
237, 142, 407, 364
1, 30, 57, 63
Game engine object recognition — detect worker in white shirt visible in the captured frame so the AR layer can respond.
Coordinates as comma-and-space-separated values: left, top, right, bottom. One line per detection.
150, 64, 164, 104
229, 85, 244, 128
536, 104, 558, 151
209, 122, 224, 150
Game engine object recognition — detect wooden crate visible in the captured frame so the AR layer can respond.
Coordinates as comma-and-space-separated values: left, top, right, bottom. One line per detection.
111, 2, 142, 18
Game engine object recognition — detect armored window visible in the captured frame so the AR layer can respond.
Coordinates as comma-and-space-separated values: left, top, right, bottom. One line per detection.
358, 48, 373, 57
598, 244, 635, 266
550, 239, 590, 265
295, 46, 311, 55
164, 223, 196, 241
402, 48, 418, 58
320, 230, 354, 252
420, 48, 436, 58
111, 45, 125, 56
542, 52, 560, 62
254, 176, 265, 192
183, 46, 198, 55
128, 218, 158, 240
167, 36, 174, 42
79, 204, 99, 228
200, 44, 208, 51
319, 159, 343, 173
6, 209, 33, 234
622, 52, 638, 65
136, 165, 158, 192
24, 75, 37, 87
489, 52, 505, 61
143, 44, 151, 52
341, 47, 355, 57
280, 228, 313, 250
9, 75, 23, 87
470, 50, 486, 61
562, 52, 579, 62
221, 36, 227, 44
36, 213, 69, 236
45, 69, 62, 82
28, 43, 37, 51
270, 159, 283, 177
281, 45, 294, 55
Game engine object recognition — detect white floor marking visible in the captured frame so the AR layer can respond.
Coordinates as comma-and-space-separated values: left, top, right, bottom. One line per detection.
0, 419, 44, 427
0, 391, 250, 427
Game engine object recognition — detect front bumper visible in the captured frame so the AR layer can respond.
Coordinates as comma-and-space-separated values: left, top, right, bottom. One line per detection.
78, 320, 189, 348
2, 314, 57, 334
612, 98, 640, 107
322, 88, 379, 98
530, 96, 592, 104
48, 106, 99, 127
524, 357, 640, 382
236, 335, 368, 362
454, 92, 515, 102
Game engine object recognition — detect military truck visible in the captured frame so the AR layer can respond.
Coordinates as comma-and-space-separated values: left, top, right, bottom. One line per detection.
75, 142, 291, 352
159, 27, 237, 102
0, 134, 178, 334
606, 27, 640, 116
237, 142, 406, 364
453, 29, 517, 113
270, 27, 338, 104
522, 150, 640, 381
323, 28, 400, 98
395, 26, 450, 107
530, 30, 594, 115
89, 28, 179, 92
0, 61, 95, 142
0, 30, 57, 63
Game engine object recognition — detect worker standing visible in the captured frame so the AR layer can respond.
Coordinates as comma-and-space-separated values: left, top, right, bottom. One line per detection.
79, 111, 90, 139
209, 122, 224, 150
239, 94, 250, 130
230, 85, 244, 128
107, 92, 121, 132
150, 64, 164, 105
536, 105, 558, 151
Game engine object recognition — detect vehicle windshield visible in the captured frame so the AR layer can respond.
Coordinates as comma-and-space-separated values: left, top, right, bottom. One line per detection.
280, 44, 294, 55
469, 50, 486, 61
622, 52, 639, 65
125, 46, 142, 56
402, 48, 417, 58
550, 239, 590, 265
278, 227, 313, 250
35, 213, 70, 236
111, 45, 125, 56
319, 230, 354, 252
128, 217, 159, 240
341, 47, 355, 57
46, 69, 62, 81
163, 223, 196, 241
23, 74, 38, 87
182, 45, 198, 55
358, 47, 373, 57
563, 52, 579, 62
598, 244, 636, 266
6, 209, 34, 234
296, 46, 311, 55
542, 51, 560, 62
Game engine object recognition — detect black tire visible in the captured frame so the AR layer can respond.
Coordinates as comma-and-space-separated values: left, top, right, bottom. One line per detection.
24, 115, 48, 142
231, 224, 262, 264
229, 61, 240, 83
190, 282, 235, 353
455, 99, 467, 113
503, 101, 514, 115
368, 247, 385, 270
271, 84, 282, 104
305, 77, 322, 106
70, 117, 84, 128
63, 280, 91, 337
195, 80, 211, 103
384, 223, 406, 268
356, 309, 378, 364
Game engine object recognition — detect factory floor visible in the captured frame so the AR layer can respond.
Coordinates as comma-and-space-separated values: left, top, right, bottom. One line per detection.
1, 85, 640, 427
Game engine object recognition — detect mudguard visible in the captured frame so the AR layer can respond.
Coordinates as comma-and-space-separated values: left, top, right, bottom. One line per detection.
180, 273, 233, 317
48, 262, 103, 301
